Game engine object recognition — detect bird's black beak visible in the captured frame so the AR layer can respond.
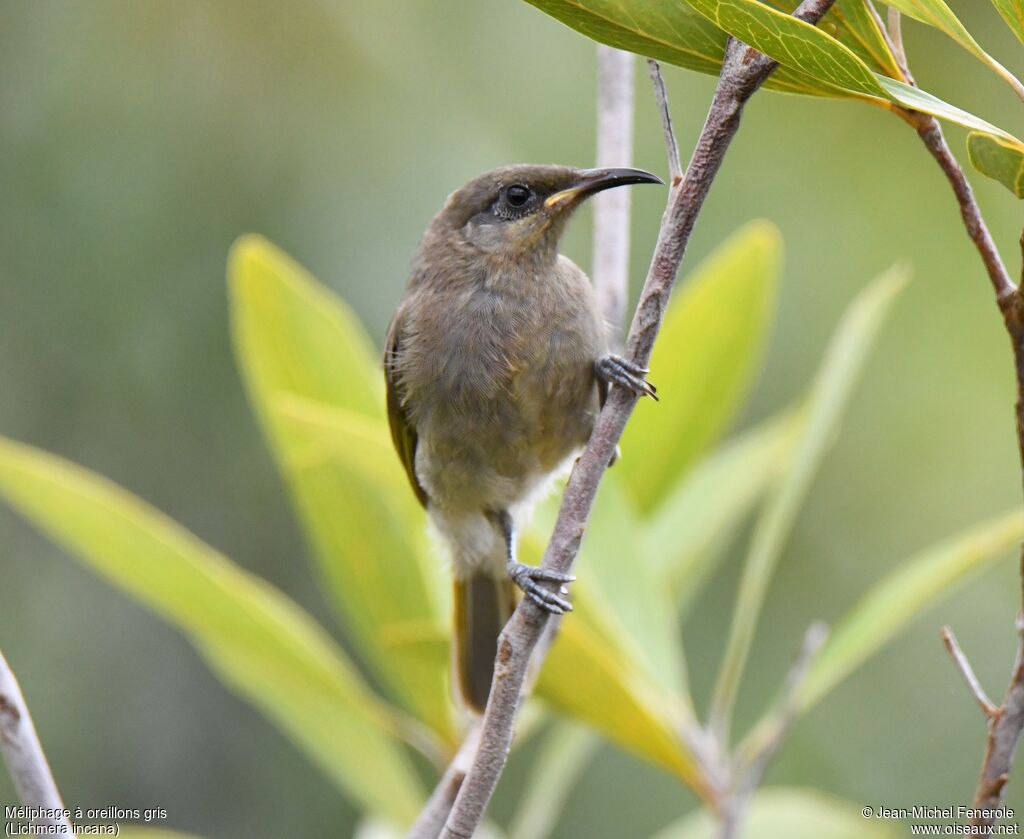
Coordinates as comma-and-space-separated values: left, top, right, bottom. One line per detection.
544, 167, 663, 209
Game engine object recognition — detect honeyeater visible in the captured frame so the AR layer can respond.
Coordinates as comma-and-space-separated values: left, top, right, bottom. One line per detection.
384, 164, 660, 712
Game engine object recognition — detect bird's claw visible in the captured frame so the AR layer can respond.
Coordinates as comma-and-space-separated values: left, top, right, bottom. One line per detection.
596, 354, 658, 401
508, 561, 574, 614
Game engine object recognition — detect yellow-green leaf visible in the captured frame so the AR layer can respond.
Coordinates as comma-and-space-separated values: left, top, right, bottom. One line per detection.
650, 788, 897, 839
229, 236, 455, 742
710, 266, 909, 730
992, 0, 1024, 45
968, 131, 1024, 198
794, 509, 1024, 713
619, 221, 781, 514
229, 235, 381, 421
0, 435, 424, 827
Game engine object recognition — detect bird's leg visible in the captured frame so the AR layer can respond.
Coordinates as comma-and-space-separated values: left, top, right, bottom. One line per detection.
495, 510, 574, 614
595, 354, 658, 401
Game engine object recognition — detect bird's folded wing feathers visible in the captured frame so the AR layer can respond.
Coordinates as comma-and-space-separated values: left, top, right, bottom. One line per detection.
384, 312, 429, 508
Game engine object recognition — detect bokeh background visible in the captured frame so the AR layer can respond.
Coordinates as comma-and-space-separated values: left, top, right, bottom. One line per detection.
1, 1, 1023, 836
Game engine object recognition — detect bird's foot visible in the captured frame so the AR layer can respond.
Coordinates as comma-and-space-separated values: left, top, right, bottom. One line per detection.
595, 355, 658, 401
507, 561, 574, 614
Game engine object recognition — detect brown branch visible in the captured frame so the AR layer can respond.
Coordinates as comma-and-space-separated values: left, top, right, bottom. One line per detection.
941, 626, 998, 719
0, 650, 71, 835
969, 612, 1024, 835
591, 45, 636, 347
912, 109, 1024, 839
437, 3, 837, 836
903, 113, 1016, 308
885, 15, 1024, 830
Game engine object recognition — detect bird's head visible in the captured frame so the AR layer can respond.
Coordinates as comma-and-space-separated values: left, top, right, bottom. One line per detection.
436, 164, 661, 260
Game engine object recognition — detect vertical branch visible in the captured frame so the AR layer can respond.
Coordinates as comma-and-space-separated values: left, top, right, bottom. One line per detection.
591, 45, 636, 345
885, 11, 1024, 833
0, 651, 70, 834
436, 4, 837, 837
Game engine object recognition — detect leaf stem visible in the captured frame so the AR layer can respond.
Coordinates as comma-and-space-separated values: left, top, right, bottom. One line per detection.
941, 626, 999, 719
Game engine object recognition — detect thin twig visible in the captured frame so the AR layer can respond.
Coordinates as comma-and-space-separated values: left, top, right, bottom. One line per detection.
886, 7, 911, 82
592, 45, 636, 347
941, 626, 998, 719
436, 4, 837, 836
647, 60, 683, 184
719, 623, 829, 839
0, 650, 71, 834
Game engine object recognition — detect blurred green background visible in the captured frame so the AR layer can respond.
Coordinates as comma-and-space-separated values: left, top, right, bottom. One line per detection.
1, 1, 1023, 836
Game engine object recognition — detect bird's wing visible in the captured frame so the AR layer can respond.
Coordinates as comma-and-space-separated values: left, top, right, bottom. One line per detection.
384, 312, 429, 508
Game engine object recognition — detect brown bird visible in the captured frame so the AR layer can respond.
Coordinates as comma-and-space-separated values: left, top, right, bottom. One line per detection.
384, 164, 660, 712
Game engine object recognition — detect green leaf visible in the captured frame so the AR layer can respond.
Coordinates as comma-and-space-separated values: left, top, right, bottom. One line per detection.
876, 78, 1021, 143
968, 131, 1024, 198
523, 0, 726, 78
619, 221, 782, 514
794, 509, 1024, 713
229, 236, 455, 742
645, 414, 796, 612
992, 0, 1024, 45
709, 266, 909, 734
649, 787, 897, 839
523, 0, 897, 97
0, 435, 424, 827
676, 0, 1024, 155
826, 1, 903, 80
681, 0, 889, 97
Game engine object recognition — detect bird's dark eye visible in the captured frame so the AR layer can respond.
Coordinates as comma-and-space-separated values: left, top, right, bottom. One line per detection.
505, 184, 531, 207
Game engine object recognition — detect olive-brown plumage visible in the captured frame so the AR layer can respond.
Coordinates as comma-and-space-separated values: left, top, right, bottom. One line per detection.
385, 164, 660, 711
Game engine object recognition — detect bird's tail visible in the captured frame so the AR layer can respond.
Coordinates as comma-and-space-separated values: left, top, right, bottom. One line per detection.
453, 571, 516, 713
